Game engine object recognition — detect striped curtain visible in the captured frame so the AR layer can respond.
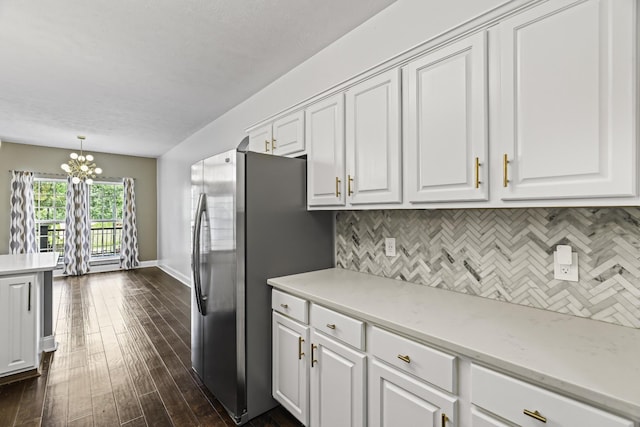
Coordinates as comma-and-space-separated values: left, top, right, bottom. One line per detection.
9, 171, 37, 254
120, 177, 139, 269
64, 178, 91, 275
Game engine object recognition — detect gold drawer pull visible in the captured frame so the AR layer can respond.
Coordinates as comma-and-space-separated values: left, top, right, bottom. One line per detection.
503, 153, 509, 187
397, 354, 411, 363
298, 336, 304, 360
441, 413, 448, 427
523, 409, 547, 423
271, 138, 277, 151
265, 140, 270, 153
326, 323, 336, 329
280, 303, 288, 309
475, 157, 481, 189
347, 175, 354, 196
311, 344, 317, 367
335, 177, 341, 197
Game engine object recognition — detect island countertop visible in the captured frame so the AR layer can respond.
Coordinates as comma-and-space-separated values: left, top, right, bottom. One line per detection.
267, 268, 640, 420
0, 252, 59, 275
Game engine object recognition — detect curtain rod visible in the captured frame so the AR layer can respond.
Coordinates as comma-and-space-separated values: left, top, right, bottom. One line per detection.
8, 170, 135, 182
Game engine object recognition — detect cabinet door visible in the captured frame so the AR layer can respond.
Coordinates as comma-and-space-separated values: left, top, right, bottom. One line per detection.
346, 69, 402, 205
248, 123, 273, 154
273, 111, 305, 156
369, 360, 457, 427
498, 0, 636, 200
307, 94, 346, 207
405, 31, 488, 203
310, 330, 366, 427
0, 275, 36, 375
273, 312, 309, 426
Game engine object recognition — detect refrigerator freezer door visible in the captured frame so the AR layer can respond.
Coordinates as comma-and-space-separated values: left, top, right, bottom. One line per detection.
191, 160, 205, 380
201, 150, 242, 419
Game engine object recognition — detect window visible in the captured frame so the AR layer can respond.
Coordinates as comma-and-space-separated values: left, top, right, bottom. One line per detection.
34, 179, 124, 260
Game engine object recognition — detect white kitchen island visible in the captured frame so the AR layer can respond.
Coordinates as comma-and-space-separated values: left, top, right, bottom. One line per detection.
0, 252, 58, 377
268, 268, 640, 426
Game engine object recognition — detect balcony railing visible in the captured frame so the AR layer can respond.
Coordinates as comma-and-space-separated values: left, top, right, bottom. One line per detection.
38, 221, 123, 259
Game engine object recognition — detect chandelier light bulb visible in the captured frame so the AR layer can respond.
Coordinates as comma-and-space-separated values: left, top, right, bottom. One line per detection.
86, 178, 93, 185
61, 164, 70, 172
95, 167, 103, 174
78, 155, 86, 162
70, 152, 78, 159
71, 176, 81, 184
86, 154, 94, 161
80, 164, 89, 172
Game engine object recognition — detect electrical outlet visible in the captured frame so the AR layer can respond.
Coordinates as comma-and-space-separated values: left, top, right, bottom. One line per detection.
384, 238, 396, 257
554, 252, 579, 281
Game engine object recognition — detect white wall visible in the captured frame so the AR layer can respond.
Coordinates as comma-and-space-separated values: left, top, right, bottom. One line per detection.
157, 0, 507, 284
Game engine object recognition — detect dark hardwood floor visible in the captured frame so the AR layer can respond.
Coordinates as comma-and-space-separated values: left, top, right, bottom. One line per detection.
0, 268, 301, 427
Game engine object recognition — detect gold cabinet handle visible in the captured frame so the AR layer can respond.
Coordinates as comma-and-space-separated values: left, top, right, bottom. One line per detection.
298, 336, 305, 360
523, 409, 547, 423
397, 354, 411, 363
503, 153, 509, 187
265, 140, 270, 153
347, 175, 354, 196
475, 157, 481, 189
441, 413, 448, 427
311, 344, 317, 367
335, 177, 341, 197
326, 323, 336, 330
271, 138, 277, 151
280, 303, 288, 309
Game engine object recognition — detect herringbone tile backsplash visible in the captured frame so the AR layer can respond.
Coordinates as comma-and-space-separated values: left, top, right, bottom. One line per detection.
336, 208, 640, 329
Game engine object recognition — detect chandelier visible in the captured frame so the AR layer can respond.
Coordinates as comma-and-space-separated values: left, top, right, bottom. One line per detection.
61, 136, 103, 184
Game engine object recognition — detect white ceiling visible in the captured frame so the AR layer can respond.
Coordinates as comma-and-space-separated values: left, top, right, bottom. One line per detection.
0, 0, 395, 158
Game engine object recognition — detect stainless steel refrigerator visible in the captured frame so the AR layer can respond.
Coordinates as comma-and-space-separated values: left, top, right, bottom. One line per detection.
190, 140, 334, 425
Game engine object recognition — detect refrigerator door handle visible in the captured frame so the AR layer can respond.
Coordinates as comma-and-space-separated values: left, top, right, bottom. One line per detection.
192, 192, 207, 315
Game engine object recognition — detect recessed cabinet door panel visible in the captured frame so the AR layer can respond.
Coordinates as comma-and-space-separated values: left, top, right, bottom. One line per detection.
310, 330, 365, 427
498, 0, 636, 200
470, 407, 512, 427
369, 360, 457, 427
346, 69, 402, 205
248, 123, 273, 154
307, 94, 346, 207
405, 31, 488, 202
273, 111, 305, 156
0, 275, 36, 375
272, 312, 309, 425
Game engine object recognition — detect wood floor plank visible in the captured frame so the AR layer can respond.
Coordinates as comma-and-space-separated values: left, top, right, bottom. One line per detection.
92, 392, 119, 427
67, 414, 93, 427
0, 380, 25, 426
42, 387, 69, 427
13, 417, 41, 427
88, 352, 112, 397
67, 365, 93, 421
121, 416, 147, 427
138, 391, 172, 427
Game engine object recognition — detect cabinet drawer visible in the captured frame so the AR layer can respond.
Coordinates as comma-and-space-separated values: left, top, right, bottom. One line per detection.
370, 326, 456, 393
272, 290, 308, 324
309, 304, 364, 350
471, 364, 633, 427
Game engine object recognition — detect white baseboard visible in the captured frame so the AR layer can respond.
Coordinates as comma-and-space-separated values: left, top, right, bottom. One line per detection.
53, 260, 158, 277
157, 264, 191, 287
40, 335, 58, 352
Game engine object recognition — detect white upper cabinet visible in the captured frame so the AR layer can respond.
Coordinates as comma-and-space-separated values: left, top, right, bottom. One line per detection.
497, 0, 637, 201
248, 123, 273, 154
307, 94, 346, 207
405, 31, 489, 203
346, 68, 402, 205
273, 111, 305, 156
248, 110, 305, 157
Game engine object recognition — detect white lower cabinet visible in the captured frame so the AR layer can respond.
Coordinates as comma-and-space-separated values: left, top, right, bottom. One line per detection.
272, 312, 309, 425
471, 364, 634, 427
0, 274, 37, 376
470, 407, 512, 427
369, 359, 457, 427
309, 329, 366, 427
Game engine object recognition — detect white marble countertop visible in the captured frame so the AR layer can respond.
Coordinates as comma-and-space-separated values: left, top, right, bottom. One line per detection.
267, 268, 640, 420
0, 252, 59, 275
